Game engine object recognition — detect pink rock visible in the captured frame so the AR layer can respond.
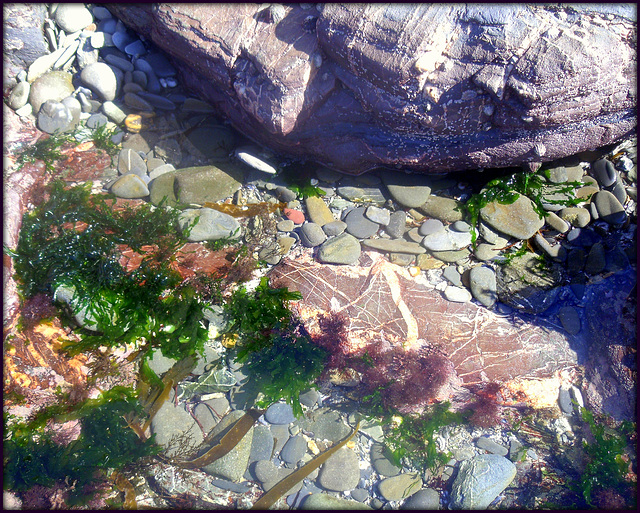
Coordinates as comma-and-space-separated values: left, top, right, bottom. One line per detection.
284, 208, 305, 224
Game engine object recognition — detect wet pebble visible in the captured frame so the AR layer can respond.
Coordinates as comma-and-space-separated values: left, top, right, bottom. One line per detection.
421, 227, 471, 251
365, 205, 390, 225
444, 286, 472, 303
110, 173, 150, 198
584, 242, 606, 274
401, 488, 440, 510
475, 437, 508, 456
361, 238, 425, 254
80, 62, 121, 101
300, 222, 327, 247
450, 454, 516, 509
317, 447, 360, 491
177, 208, 241, 242
322, 220, 347, 236
305, 196, 335, 226
385, 210, 407, 238
480, 195, 544, 240
592, 190, 627, 224
37, 100, 74, 134
118, 148, 147, 176
280, 435, 307, 465
344, 207, 380, 239
371, 443, 401, 477
317, 233, 362, 264
336, 186, 386, 206
265, 402, 296, 425
377, 473, 422, 501
418, 196, 464, 223
591, 158, 618, 187
558, 306, 581, 334
55, 4, 94, 33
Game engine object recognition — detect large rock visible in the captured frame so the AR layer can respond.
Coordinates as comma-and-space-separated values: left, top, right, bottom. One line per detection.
108, 4, 636, 175
270, 251, 578, 386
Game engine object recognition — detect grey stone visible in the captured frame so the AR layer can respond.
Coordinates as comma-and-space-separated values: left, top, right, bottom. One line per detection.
389, 253, 415, 266
124, 91, 153, 111
86, 112, 109, 128
565, 165, 585, 182
480, 194, 544, 239
132, 69, 148, 88
345, 207, 380, 238
8, 81, 30, 110
422, 227, 471, 251
281, 435, 307, 465
558, 306, 581, 335
418, 196, 464, 223
371, 443, 401, 477
104, 53, 135, 73
265, 402, 296, 424
478, 221, 502, 244
567, 248, 587, 275
558, 386, 573, 413
336, 186, 386, 206
585, 242, 606, 274
137, 91, 177, 110
545, 211, 570, 233
533, 233, 567, 262
540, 184, 578, 212
605, 246, 630, 272
277, 219, 295, 232
80, 62, 121, 101
148, 163, 176, 180
545, 165, 568, 183
124, 39, 147, 57
318, 447, 360, 491
592, 190, 627, 224
606, 180, 628, 205
351, 488, 370, 502
297, 409, 351, 442
301, 494, 372, 510
418, 218, 444, 236
361, 238, 426, 254
61, 96, 82, 125
161, 164, 244, 205
55, 4, 93, 33
178, 208, 241, 242
248, 425, 274, 464
442, 266, 462, 287
92, 6, 113, 20
110, 173, 150, 198
474, 243, 505, 262
380, 171, 432, 208
144, 52, 177, 77
444, 286, 472, 303
299, 388, 320, 408
118, 148, 148, 177
133, 58, 162, 93
101, 101, 127, 123
451, 220, 471, 232
123, 82, 144, 94
559, 207, 591, 228
322, 220, 348, 236
305, 196, 335, 226
317, 233, 362, 264
235, 147, 278, 174
29, 70, 75, 113
203, 410, 254, 482
112, 30, 137, 53
276, 186, 298, 203
377, 473, 422, 501
429, 248, 471, 263
385, 210, 407, 238
450, 454, 516, 509
590, 158, 618, 187
365, 205, 391, 225
150, 401, 203, 458
300, 222, 328, 247
37, 100, 74, 134
147, 348, 178, 375
401, 488, 440, 510
475, 437, 508, 456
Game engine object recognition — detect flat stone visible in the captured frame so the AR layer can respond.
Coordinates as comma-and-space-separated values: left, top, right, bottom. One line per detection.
305, 196, 335, 226
345, 207, 380, 239
112, 30, 137, 53
475, 437, 508, 456
377, 473, 422, 501
389, 253, 415, 266
380, 171, 432, 208
178, 208, 241, 242
585, 242, 606, 274
480, 194, 544, 239
29, 70, 75, 113
469, 266, 496, 307
300, 222, 327, 247
559, 207, 591, 228
418, 218, 444, 236
118, 148, 147, 176
248, 425, 274, 465
148, 163, 175, 180
143, 52, 177, 77
147, 348, 178, 375
592, 190, 627, 224
297, 409, 351, 442
606, 180, 627, 205
533, 233, 567, 262
361, 238, 426, 254
558, 306, 581, 335
124, 39, 147, 57
277, 219, 295, 232
110, 173, 149, 198
265, 402, 296, 424
301, 494, 372, 510
86, 112, 109, 128
281, 435, 307, 465
590, 158, 618, 187
365, 205, 391, 225
104, 53, 135, 72
235, 146, 277, 174
401, 488, 440, 510
336, 186, 386, 206
429, 248, 471, 263
474, 243, 504, 262
417, 196, 464, 223
385, 210, 407, 238
545, 165, 568, 183
203, 410, 254, 482
317, 447, 360, 491
150, 401, 203, 458
276, 186, 297, 203
443, 266, 462, 287
422, 227, 471, 251
8, 81, 30, 110
299, 388, 320, 408
317, 233, 362, 264
450, 454, 516, 509
444, 286, 472, 303
101, 101, 127, 124
137, 91, 177, 110
323, 220, 347, 236
124, 91, 153, 111
164, 164, 244, 205
371, 443, 401, 477
80, 62, 122, 101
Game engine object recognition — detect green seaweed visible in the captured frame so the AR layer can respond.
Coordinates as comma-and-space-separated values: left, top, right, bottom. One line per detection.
90, 123, 122, 155
3, 386, 159, 504
14, 130, 74, 173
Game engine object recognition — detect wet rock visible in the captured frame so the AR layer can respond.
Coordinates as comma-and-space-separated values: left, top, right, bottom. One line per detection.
475, 437, 508, 456
37, 100, 74, 134
559, 207, 591, 228
177, 208, 241, 242
150, 401, 203, 458
558, 306, 581, 335
281, 435, 308, 465
317, 447, 360, 491
55, 4, 94, 33
444, 286, 472, 303
322, 220, 347, 236
377, 473, 422, 501
137, 91, 177, 110
265, 402, 296, 424
418, 196, 464, 223
344, 207, 380, 238
450, 454, 516, 509
170, 164, 244, 205
401, 488, 440, 510
480, 195, 544, 239
422, 227, 471, 251
380, 171, 432, 208
124, 91, 153, 111
118, 148, 147, 176
592, 190, 627, 224
590, 158, 618, 187
385, 210, 407, 238
365, 205, 391, 225
317, 233, 362, 264
202, 410, 254, 482
300, 222, 327, 247
361, 238, 426, 254
371, 443, 401, 477
305, 196, 335, 226
80, 62, 122, 101
8, 82, 30, 110
297, 409, 351, 442
336, 186, 386, 206
585, 242, 606, 274
301, 494, 372, 510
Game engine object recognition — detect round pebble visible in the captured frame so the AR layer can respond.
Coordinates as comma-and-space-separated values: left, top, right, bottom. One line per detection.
305, 196, 335, 226
118, 148, 148, 177
590, 158, 618, 187
110, 173, 150, 198
402, 488, 440, 510
55, 4, 94, 33
284, 208, 305, 224
378, 473, 422, 501
277, 219, 295, 232
421, 228, 471, 251
585, 242, 606, 274
37, 100, 73, 134
385, 210, 407, 238
444, 286, 472, 303
322, 220, 347, 236
419, 218, 444, 236
80, 62, 121, 101
265, 402, 296, 425
317, 447, 360, 492
8, 81, 30, 110
365, 205, 391, 225
344, 207, 380, 239
559, 207, 591, 228
442, 266, 462, 287
592, 190, 627, 224
475, 437, 508, 456
558, 306, 581, 334
317, 233, 362, 265
29, 70, 75, 113
280, 435, 307, 465
300, 222, 328, 247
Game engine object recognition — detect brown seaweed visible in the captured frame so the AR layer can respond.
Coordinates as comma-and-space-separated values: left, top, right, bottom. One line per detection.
203, 201, 286, 218
250, 420, 361, 510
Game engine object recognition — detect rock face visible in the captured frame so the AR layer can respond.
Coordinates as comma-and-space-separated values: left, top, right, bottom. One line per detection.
270, 251, 578, 385
108, 3, 636, 175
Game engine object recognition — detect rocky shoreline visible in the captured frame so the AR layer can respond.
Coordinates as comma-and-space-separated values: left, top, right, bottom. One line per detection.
3, 4, 637, 510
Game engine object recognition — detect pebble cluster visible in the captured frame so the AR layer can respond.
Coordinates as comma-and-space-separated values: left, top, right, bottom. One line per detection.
5, 4, 637, 510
